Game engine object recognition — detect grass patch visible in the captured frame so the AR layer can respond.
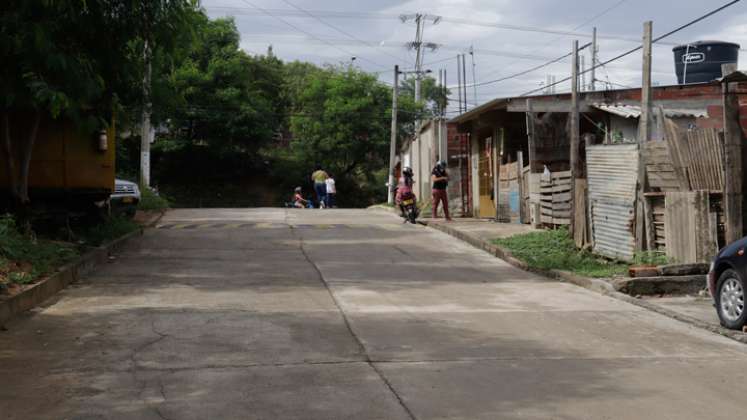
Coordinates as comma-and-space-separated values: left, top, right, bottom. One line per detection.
632, 251, 670, 266
0, 215, 79, 287
138, 187, 171, 211
494, 228, 628, 278
78, 216, 140, 247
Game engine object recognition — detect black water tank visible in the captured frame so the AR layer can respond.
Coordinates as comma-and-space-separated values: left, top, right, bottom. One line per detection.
673, 41, 740, 84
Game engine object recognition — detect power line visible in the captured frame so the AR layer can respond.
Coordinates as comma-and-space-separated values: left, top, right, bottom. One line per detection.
245, 36, 568, 62
207, 6, 686, 46
275, 0, 412, 65
520, 0, 743, 97
478, 0, 629, 80
234, 0, 390, 69
461, 42, 592, 89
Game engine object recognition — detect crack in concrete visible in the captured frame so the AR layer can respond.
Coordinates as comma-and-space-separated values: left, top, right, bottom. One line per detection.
152, 375, 175, 420
393, 245, 412, 258
292, 226, 418, 420
154, 406, 174, 420
129, 314, 174, 418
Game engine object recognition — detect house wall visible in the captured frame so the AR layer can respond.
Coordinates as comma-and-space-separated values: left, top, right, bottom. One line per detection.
470, 130, 481, 218
411, 119, 453, 207
446, 124, 468, 216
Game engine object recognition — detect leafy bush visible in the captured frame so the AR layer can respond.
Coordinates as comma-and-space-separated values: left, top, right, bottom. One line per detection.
0, 214, 79, 286
138, 187, 171, 211
494, 228, 628, 278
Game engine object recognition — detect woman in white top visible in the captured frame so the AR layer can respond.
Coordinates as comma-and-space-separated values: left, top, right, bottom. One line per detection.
325, 176, 336, 208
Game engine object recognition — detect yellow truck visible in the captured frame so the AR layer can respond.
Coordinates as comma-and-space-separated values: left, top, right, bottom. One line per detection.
0, 115, 115, 216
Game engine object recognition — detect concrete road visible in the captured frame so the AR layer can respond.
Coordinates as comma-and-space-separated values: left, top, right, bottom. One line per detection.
2, 208, 746, 419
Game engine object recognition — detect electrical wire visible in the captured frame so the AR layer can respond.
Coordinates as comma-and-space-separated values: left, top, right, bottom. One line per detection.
207, 5, 685, 46
234, 0, 390, 69
459, 42, 592, 89
276, 0, 412, 65
478, 0, 629, 80
519, 0, 743, 97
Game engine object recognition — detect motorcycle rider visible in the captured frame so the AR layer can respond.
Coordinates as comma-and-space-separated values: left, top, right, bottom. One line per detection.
395, 167, 417, 219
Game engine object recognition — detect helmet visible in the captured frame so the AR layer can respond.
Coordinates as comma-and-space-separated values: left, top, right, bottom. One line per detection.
294, 186, 302, 192
403, 167, 413, 176
436, 160, 446, 169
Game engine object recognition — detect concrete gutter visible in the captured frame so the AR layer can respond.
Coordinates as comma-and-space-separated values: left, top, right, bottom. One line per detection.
0, 211, 166, 327
421, 220, 747, 345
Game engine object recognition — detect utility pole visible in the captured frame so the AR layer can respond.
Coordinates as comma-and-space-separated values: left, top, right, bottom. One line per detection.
457, 55, 463, 113
721, 63, 742, 243
140, 40, 152, 188
401, 13, 440, 104
414, 14, 423, 103
590, 27, 598, 91
581, 55, 587, 92
469, 46, 477, 108
387, 65, 400, 206
636, 21, 653, 251
638, 21, 653, 143
569, 40, 580, 238
461, 52, 468, 111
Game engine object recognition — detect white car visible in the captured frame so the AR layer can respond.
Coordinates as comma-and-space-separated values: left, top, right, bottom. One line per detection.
111, 179, 141, 217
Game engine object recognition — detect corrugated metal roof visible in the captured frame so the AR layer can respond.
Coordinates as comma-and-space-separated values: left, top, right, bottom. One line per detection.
592, 104, 708, 119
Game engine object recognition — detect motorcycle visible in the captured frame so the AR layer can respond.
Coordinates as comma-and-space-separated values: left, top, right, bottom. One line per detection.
399, 192, 419, 224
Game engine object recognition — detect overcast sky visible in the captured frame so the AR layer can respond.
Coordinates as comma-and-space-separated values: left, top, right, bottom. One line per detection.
204, 0, 747, 114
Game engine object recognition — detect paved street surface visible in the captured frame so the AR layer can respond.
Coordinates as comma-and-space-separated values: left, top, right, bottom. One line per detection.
2, 208, 747, 419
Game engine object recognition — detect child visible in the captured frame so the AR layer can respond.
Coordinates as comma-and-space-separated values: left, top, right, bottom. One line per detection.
293, 187, 309, 208
325, 175, 336, 208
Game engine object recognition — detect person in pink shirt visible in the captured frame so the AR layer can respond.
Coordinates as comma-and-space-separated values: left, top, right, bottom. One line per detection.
396, 167, 417, 218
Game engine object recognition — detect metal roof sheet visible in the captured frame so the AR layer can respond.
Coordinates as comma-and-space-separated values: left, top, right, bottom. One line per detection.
591, 103, 708, 119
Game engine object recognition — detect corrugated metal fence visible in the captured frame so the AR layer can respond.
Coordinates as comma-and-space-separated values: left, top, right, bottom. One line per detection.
587, 144, 639, 261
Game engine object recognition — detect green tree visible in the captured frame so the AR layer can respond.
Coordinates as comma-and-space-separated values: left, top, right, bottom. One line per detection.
399, 76, 450, 117
280, 66, 425, 206
164, 17, 284, 155
0, 0, 198, 208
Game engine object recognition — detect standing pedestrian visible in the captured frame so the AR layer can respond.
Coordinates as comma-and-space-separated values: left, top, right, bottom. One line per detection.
431, 160, 451, 221
311, 165, 329, 208
325, 174, 336, 208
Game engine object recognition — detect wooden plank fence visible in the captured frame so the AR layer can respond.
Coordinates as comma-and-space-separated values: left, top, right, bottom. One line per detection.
539, 170, 572, 226
664, 191, 718, 263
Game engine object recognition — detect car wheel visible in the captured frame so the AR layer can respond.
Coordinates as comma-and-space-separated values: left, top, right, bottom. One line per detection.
716, 269, 746, 330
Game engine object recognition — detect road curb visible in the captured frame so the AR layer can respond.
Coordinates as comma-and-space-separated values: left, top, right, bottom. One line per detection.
135, 209, 167, 228
0, 228, 143, 327
422, 220, 747, 345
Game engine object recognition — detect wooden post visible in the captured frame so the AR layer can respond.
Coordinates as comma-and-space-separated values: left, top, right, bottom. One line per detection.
722, 63, 743, 244
493, 128, 501, 222
517, 150, 525, 224
590, 27, 597, 91
525, 99, 536, 172
569, 40, 580, 237
635, 21, 653, 252
638, 21, 653, 143
387, 65, 399, 205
